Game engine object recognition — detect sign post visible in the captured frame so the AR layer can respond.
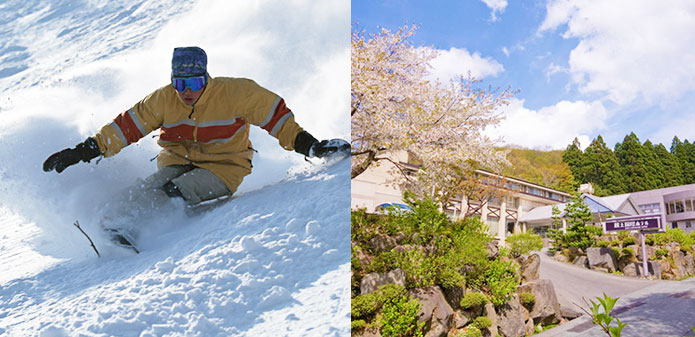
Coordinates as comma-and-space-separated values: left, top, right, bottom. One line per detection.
605, 214, 662, 278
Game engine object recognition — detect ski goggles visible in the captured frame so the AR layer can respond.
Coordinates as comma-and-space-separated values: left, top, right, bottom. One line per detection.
171, 75, 207, 92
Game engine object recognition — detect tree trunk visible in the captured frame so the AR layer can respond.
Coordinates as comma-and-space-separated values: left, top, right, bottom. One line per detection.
351, 150, 377, 178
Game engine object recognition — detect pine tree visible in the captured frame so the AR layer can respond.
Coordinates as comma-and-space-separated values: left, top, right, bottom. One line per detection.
561, 193, 601, 250
564, 193, 593, 227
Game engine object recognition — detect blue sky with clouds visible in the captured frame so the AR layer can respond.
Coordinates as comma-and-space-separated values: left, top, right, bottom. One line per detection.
352, 0, 695, 151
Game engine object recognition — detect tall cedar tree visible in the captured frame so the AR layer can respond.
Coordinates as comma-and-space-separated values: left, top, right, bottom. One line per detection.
582, 135, 626, 196
652, 141, 684, 188
671, 137, 695, 184
562, 137, 584, 190
614, 133, 658, 192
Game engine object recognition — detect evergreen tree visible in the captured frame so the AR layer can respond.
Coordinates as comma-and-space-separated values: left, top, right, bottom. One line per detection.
642, 140, 666, 188
582, 135, 626, 196
672, 137, 695, 184
564, 193, 594, 227
562, 137, 584, 189
653, 142, 683, 188
614, 132, 658, 192
558, 193, 601, 250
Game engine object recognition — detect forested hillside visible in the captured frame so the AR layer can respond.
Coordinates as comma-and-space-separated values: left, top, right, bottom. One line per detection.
500, 133, 694, 197
501, 147, 576, 193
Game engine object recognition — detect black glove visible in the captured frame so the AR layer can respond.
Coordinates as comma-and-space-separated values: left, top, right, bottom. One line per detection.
43, 137, 101, 173
293, 131, 349, 158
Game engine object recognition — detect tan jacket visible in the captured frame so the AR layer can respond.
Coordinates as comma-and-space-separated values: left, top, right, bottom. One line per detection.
93, 77, 304, 191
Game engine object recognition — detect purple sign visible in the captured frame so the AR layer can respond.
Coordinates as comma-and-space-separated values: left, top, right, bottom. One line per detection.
605, 215, 661, 232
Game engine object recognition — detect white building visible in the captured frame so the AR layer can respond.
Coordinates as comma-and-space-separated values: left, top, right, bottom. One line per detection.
351, 152, 570, 244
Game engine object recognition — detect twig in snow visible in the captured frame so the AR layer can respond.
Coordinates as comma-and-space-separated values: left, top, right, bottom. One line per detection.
73, 221, 101, 258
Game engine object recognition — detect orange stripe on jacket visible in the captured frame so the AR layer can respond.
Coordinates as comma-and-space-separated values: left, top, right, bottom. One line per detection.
113, 111, 144, 145
197, 119, 246, 143
160, 124, 195, 142
261, 99, 292, 135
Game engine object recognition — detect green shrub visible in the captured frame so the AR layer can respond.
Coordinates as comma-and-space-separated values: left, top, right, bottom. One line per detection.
351, 319, 366, 331
506, 232, 544, 257
460, 292, 488, 310
352, 293, 381, 319
377, 284, 407, 304
655, 248, 669, 259
453, 327, 482, 337
437, 266, 465, 290
484, 259, 520, 306
645, 235, 655, 246
519, 292, 536, 308
596, 240, 610, 248
380, 295, 425, 337
391, 192, 451, 243
610, 240, 621, 247
611, 247, 621, 257
368, 250, 401, 274
621, 247, 635, 258
471, 316, 492, 330
622, 236, 637, 246
399, 248, 437, 288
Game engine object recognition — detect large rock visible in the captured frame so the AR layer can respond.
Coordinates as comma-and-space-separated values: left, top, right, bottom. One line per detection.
622, 261, 662, 279
586, 247, 618, 273
519, 254, 540, 283
483, 302, 500, 337
352, 243, 373, 270
553, 251, 569, 263
352, 327, 381, 337
627, 244, 655, 261
409, 286, 454, 337
685, 253, 695, 276
671, 250, 689, 280
442, 283, 465, 310
517, 279, 563, 325
360, 268, 406, 295
368, 234, 397, 254
496, 294, 526, 337
572, 256, 589, 268
567, 247, 584, 262
660, 259, 673, 280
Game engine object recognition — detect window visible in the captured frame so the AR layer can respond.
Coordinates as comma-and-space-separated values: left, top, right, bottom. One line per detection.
687, 221, 692, 229
676, 200, 685, 213
672, 222, 678, 229
687, 199, 694, 212
639, 203, 661, 214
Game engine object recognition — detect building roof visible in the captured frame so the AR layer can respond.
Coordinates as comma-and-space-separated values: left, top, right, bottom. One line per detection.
520, 193, 639, 223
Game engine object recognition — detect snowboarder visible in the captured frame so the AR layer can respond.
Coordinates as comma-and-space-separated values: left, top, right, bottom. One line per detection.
42, 46, 348, 251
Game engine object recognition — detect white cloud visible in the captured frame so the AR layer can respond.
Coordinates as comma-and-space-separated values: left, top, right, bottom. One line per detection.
426, 47, 504, 83
538, 0, 695, 105
488, 98, 607, 150
480, 0, 508, 21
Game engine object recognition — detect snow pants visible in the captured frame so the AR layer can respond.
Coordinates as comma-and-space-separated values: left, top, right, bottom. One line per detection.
100, 164, 251, 241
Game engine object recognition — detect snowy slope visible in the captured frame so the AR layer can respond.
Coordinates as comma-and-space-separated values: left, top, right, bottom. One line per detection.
0, 160, 351, 336
0, 0, 350, 336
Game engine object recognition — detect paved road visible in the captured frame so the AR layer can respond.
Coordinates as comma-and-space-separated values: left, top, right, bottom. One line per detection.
536, 250, 695, 336
538, 250, 658, 312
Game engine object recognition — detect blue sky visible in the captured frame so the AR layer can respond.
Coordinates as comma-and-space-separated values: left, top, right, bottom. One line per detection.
353, 0, 695, 151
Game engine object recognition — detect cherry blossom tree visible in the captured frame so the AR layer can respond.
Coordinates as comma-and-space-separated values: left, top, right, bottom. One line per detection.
351, 25, 512, 202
